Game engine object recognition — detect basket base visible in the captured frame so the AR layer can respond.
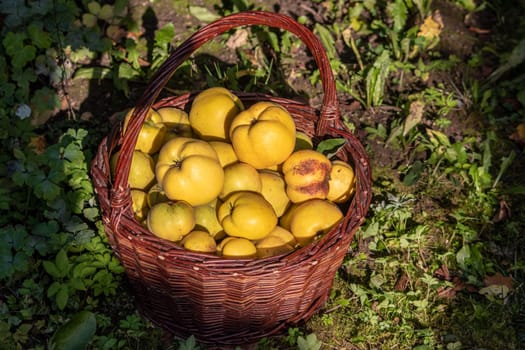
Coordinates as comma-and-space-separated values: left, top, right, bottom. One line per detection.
130, 278, 309, 346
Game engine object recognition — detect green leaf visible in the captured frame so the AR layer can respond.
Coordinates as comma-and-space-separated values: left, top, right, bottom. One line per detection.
65, 219, 90, 236
0, 1, 31, 27
505, 185, 525, 195
403, 160, 424, 186
12, 251, 29, 273
48, 166, 67, 184
110, 263, 125, 275
469, 165, 492, 191
2, 31, 26, 55
83, 207, 99, 222
488, 38, 525, 83
426, 128, 451, 147
73, 67, 112, 79
366, 50, 391, 107
314, 24, 336, 59
70, 47, 97, 64
30, 0, 54, 16
14, 67, 38, 100
316, 138, 346, 158
55, 249, 71, 276
453, 143, 468, 165
43, 198, 69, 222
4, 225, 28, 250
48, 311, 96, 350
27, 23, 52, 49
297, 333, 322, 350
178, 335, 198, 350
77, 128, 89, 141
388, 0, 408, 32
265, 30, 280, 53
114, 0, 127, 16
70, 277, 86, 291
30, 87, 61, 113
98, 4, 114, 22
412, 299, 428, 309
154, 23, 175, 48
77, 265, 97, 278
413, 0, 433, 17
32, 221, 59, 238
60, 128, 88, 144
413, 344, 432, 350
34, 178, 61, 201
82, 13, 98, 28
479, 284, 510, 299
12, 168, 28, 187
11, 45, 36, 69
47, 281, 61, 297
87, 1, 101, 15
456, 0, 477, 11
481, 136, 492, 172
360, 221, 379, 239
63, 143, 84, 163
43, 260, 61, 278
494, 150, 516, 188
370, 273, 386, 289
456, 244, 470, 271
0, 188, 9, 210
126, 42, 142, 70
93, 269, 110, 282
117, 62, 142, 80
0, 253, 13, 279
56, 285, 69, 310
189, 6, 220, 23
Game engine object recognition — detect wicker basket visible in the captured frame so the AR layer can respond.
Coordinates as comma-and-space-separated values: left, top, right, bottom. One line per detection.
90, 11, 372, 346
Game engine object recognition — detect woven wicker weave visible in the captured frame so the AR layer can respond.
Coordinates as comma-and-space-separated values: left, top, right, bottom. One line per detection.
90, 11, 372, 345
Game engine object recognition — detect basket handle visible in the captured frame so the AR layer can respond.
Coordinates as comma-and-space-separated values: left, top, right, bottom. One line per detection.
114, 11, 340, 195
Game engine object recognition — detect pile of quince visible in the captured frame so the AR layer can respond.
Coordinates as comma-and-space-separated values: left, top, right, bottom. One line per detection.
111, 87, 356, 259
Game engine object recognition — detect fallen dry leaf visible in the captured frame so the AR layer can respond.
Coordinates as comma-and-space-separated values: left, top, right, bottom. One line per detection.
509, 123, 525, 146
394, 271, 410, 292
29, 135, 47, 154
437, 286, 458, 299
437, 277, 465, 299
484, 272, 514, 290
126, 30, 144, 41
226, 29, 249, 51
106, 24, 126, 43
403, 100, 424, 136
477, 273, 513, 299
438, 277, 480, 299
138, 57, 150, 67
418, 12, 443, 43
434, 264, 451, 281
468, 26, 491, 35
435, 265, 479, 299
492, 200, 511, 223
30, 108, 57, 127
